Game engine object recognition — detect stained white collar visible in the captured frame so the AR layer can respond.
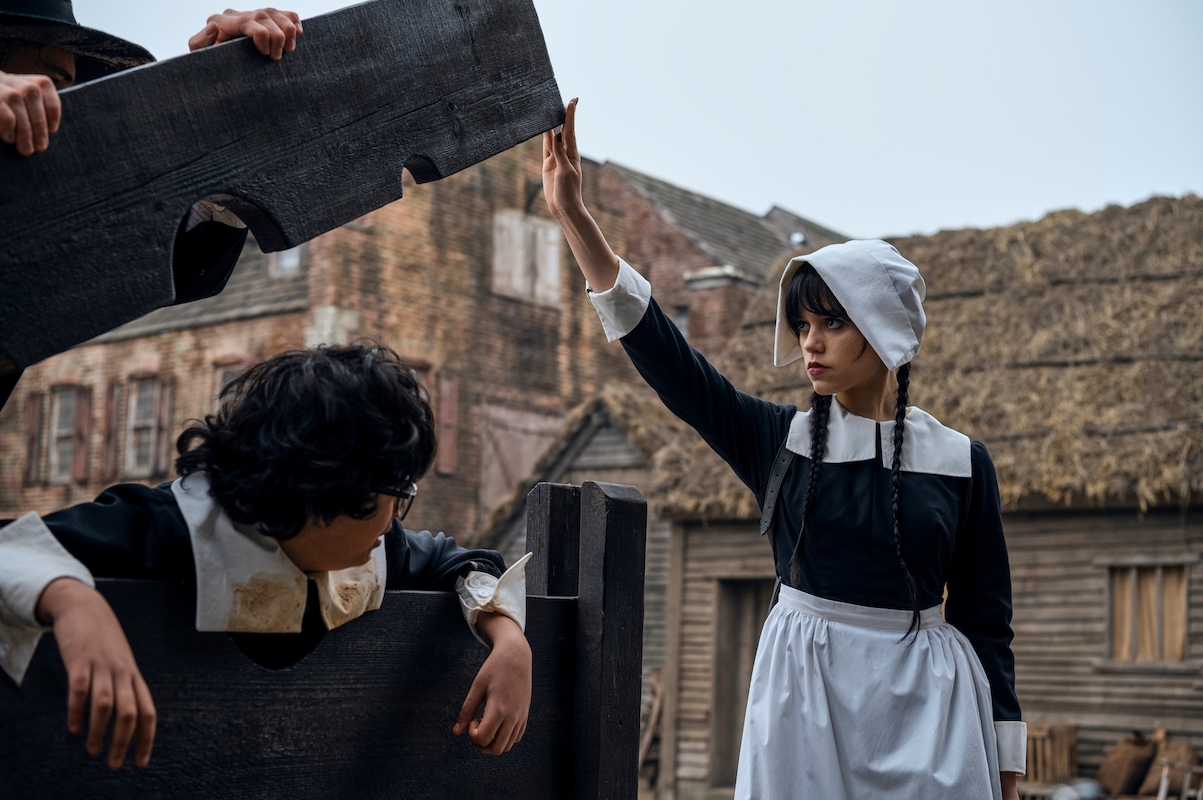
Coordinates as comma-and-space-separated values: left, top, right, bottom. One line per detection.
170, 474, 387, 633
785, 398, 971, 478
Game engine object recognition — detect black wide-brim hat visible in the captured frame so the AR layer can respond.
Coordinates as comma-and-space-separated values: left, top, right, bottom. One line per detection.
0, 0, 153, 83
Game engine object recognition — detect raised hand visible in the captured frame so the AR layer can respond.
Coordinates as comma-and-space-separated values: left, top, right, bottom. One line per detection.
188, 8, 304, 60
452, 612, 531, 755
542, 97, 583, 222
541, 98, 621, 292
36, 577, 157, 769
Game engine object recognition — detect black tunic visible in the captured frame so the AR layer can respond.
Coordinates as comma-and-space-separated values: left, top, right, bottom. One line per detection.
42, 482, 504, 591
620, 296, 1021, 723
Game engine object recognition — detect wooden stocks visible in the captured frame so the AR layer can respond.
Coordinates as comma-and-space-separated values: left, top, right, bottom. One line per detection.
0, 0, 564, 373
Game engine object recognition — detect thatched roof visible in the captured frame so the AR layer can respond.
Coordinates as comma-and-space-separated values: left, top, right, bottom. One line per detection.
651, 195, 1203, 518
472, 382, 694, 547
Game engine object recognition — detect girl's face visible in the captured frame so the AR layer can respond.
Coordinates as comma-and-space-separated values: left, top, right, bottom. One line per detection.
795, 308, 888, 395
279, 495, 399, 572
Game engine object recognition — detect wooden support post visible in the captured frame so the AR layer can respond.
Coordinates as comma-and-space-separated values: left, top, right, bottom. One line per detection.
573, 481, 648, 800
526, 482, 581, 597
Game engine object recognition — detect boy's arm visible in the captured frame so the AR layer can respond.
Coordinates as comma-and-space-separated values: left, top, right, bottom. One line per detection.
0, 512, 157, 769
385, 526, 532, 755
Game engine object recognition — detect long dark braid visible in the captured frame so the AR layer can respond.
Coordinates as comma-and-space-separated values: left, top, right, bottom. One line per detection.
890, 363, 922, 637
788, 392, 832, 587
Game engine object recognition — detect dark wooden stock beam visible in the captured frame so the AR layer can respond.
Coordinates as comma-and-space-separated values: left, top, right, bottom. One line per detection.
0, 581, 577, 799
0, 0, 563, 373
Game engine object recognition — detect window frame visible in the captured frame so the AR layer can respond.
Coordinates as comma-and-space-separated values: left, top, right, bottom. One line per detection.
1095, 553, 1198, 669
124, 377, 160, 479
46, 384, 78, 483
490, 209, 563, 308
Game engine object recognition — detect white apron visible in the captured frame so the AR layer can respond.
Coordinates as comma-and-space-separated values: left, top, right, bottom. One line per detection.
735, 585, 1001, 800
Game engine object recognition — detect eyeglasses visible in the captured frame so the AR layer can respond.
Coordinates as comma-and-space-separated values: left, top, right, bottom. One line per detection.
394, 482, 419, 523
374, 481, 418, 523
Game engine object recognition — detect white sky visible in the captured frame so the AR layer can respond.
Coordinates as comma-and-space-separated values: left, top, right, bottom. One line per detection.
79, 0, 1203, 238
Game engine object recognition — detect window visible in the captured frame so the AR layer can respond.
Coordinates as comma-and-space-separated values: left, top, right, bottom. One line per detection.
491, 210, 562, 307
46, 386, 91, 485
213, 364, 243, 411
1109, 563, 1189, 662
125, 377, 172, 478
672, 305, 690, 339
48, 388, 77, 484
23, 392, 44, 486
266, 244, 304, 278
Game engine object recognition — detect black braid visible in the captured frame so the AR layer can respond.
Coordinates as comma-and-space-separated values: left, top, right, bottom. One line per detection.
890, 363, 922, 638
788, 393, 832, 587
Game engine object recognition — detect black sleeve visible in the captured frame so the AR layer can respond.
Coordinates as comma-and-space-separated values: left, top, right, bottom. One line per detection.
41, 483, 195, 581
944, 441, 1022, 722
171, 220, 248, 304
383, 522, 505, 591
620, 297, 796, 497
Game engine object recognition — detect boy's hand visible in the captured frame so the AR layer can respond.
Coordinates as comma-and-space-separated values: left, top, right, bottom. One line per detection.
452, 612, 531, 755
35, 577, 157, 770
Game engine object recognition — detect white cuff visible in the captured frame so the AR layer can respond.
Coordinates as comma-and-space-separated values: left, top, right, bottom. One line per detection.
587, 258, 652, 342
456, 552, 532, 647
995, 720, 1027, 775
184, 200, 247, 232
0, 513, 95, 685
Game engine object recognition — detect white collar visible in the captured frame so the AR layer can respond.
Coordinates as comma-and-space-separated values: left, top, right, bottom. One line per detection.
785, 398, 971, 478
170, 474, 387, 633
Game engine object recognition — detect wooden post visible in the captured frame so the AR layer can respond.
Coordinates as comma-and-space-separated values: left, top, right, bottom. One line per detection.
573, 481, 648, 800
526, 482, 581, 597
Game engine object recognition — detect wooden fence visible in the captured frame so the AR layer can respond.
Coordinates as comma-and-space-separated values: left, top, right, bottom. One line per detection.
0, 481, 646, 799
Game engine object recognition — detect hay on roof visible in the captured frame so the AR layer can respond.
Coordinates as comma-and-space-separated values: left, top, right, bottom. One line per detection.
650, 195, 1203, 518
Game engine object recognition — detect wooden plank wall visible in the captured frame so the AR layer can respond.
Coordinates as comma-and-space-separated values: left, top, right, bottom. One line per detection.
662, 521, 775, 798
1006, 508, 1203, 776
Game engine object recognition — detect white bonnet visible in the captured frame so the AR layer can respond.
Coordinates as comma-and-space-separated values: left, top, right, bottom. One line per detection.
773, 239, 926, 372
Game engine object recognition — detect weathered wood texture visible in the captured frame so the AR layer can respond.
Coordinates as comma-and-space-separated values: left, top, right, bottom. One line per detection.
575, 482, 648, 800
0, 0, 563, 373
527, 482, 581, 597
0, 480, 646, 799
658, 521, 776, 797
1006, 509, 1203, 777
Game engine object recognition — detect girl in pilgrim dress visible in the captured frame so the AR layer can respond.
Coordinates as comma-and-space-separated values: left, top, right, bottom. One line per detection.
0, 342, 532, 769
542, 100, 1025, 800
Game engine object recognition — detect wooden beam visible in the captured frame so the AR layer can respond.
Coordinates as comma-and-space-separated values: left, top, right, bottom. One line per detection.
0, 580, 577, 798
0, 0, 563, 373
574, 481, 647, 800
656, 521, 687, 800
526, 482, 581, 597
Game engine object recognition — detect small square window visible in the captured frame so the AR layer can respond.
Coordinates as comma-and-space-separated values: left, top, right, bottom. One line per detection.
491, 210, 562, 307
266, 245, 305, 278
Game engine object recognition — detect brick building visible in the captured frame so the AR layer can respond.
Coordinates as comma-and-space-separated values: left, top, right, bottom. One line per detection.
0, 137, 836, 542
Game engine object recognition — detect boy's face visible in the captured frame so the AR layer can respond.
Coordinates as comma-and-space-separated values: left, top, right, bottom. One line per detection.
278, 495, 400, 572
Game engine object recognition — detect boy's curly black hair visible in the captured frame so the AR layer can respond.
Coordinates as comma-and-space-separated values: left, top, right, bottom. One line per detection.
175, 342, 436, 541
